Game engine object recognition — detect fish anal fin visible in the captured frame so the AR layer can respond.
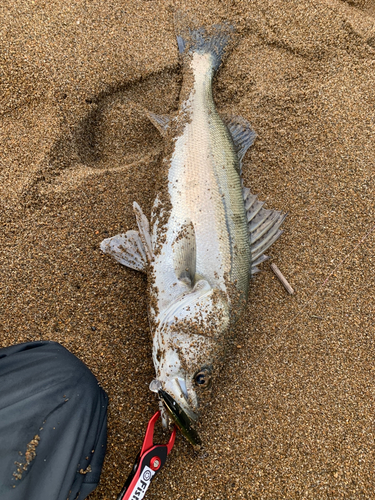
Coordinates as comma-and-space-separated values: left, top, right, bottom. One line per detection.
172, 220, 197, 287
147, 111, 171, 137
133, 202, 153, 262
242, 187, 286, 276
100, 230, 147, 272
222, 115, 256, 170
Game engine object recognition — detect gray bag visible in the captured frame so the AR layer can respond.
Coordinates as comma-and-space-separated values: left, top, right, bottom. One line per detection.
0, 341, 108, 500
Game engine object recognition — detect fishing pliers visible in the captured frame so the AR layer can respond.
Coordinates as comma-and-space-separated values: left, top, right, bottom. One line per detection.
116, 411, 176, 500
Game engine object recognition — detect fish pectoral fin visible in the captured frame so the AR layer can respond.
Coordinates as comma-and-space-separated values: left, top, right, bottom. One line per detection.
133, 201, 153, 263
242, 187, 287, 276
100, 230, 147, 272
172, 220, 196, 287
222, 115, 256, 172
147, 111, 171, 137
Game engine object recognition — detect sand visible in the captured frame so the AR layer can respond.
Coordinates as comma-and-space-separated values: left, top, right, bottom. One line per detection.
1, 0, 375, 498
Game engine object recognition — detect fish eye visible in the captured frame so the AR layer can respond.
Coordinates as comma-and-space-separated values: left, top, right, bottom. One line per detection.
194, 369, 211, 388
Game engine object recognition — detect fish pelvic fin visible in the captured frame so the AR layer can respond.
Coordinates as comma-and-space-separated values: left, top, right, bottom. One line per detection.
133, 202, 153, 263
242, 187, 287, 276
101, 202, 153, 271
172, 220, 196, 287
175, 13, 234, 71
100, 230, 147, 272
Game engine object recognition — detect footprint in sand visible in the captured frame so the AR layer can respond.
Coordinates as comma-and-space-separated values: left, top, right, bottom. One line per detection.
17, 67, 181, 200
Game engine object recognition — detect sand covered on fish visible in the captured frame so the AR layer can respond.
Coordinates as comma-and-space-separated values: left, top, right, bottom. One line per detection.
1, 0, 375, 498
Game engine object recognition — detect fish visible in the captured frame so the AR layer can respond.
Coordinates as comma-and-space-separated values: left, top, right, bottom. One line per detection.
101, 21, 286, 446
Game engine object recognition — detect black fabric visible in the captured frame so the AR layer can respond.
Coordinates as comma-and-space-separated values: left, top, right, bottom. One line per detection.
0, 341, 108, 500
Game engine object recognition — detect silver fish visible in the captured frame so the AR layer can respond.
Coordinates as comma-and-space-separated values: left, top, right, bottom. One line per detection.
101, 23, 285, 445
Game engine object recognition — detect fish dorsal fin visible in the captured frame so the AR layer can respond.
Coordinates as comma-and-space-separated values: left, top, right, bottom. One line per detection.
133, 202, 153, 262
172, 221, 196, 287
242, 187, 287, 276
147, 111, 171, 137
222, 115, 256, 171
100, 230, 147, 272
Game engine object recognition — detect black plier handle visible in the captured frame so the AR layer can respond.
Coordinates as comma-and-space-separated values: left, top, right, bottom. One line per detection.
117, 411, 176, 500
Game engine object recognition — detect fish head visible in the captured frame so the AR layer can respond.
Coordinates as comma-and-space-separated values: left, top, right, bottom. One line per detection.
152, 279, 230, 445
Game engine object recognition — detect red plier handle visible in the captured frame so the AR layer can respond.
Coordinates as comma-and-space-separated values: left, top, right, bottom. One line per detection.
117, 411, 176, 500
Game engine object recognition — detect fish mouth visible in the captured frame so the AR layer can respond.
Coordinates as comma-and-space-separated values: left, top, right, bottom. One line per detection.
158, 389, 202, 447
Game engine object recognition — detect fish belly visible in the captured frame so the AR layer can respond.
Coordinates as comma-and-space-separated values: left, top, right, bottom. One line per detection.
151, 105, 251, 318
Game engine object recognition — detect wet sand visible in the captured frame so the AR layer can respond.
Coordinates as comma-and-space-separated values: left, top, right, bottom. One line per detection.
1, 0, 375, 498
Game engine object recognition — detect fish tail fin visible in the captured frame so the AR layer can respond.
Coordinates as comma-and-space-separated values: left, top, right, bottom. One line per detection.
175, 13, 234, 70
